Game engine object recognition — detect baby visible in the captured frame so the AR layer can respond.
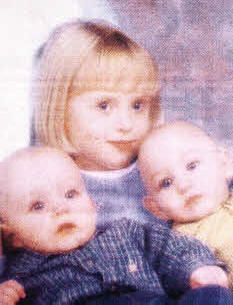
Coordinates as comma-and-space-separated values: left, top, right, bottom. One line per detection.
139, 120, 233, 288
0, 146, 230, 304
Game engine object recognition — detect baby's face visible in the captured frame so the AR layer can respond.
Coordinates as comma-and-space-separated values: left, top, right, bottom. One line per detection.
3, 149, 96, 254
139, 124, 230, 223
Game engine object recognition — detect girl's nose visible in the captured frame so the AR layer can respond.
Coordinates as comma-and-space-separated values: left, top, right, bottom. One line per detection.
116, 109, 133, 133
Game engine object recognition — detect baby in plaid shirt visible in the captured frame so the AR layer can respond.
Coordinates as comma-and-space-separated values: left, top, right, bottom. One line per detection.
0, 147, 230, 305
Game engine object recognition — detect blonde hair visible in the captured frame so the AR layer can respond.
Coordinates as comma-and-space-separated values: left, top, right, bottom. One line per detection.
33, 19, 160, 152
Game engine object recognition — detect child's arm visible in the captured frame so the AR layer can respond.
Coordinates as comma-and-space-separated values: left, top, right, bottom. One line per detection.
0, 230, 25, 304
147, 221, 228, 294
0, 280, 25, 305
161, 234, 228, 293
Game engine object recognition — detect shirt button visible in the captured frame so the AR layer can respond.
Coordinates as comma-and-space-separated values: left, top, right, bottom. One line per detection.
87, 260, 94, 267
128, 263, 138, 273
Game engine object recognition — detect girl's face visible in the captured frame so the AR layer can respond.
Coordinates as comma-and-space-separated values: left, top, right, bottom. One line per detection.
67, 91, 156, 171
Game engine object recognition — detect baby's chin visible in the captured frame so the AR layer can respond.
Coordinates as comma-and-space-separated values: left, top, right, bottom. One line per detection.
173, 215, 202, 224
173, 209, 215, 224
28, 240, 88, 255
27, 232, 95, 255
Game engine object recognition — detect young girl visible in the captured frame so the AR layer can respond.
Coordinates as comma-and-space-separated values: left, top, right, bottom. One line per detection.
0, 19, 163, 303
32, 19, 163, 228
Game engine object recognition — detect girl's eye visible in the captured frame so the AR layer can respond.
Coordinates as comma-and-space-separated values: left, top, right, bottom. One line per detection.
97, 101, 109, 111
186, 161, 199, 171
159, 177, 173, 189
133, 101, 143, 110
31, 201, 45, 212
65, 189, 79, 199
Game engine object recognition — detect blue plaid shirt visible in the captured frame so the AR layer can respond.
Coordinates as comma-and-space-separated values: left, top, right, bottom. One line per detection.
3, 218, 221, 305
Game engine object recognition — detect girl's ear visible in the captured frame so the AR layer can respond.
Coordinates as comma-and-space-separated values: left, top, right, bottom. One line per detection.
217, 146, 233, 181
153, 110, 164, 128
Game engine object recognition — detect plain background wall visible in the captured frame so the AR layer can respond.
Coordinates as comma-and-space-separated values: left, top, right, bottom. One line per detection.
0, 0, 82, 160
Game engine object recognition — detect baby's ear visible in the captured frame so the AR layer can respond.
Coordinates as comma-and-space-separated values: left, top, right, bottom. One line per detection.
10, 238, 24, 249
0, 220, 7, 231
1, 224, 24, 249
143, 196, 156, 212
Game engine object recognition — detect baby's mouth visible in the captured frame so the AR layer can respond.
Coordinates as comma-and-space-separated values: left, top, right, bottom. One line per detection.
56, 223, 77, 236
185, 195, 202, 207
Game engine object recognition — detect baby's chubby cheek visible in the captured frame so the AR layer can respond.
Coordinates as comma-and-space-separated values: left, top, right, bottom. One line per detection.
157, 194, 182, 212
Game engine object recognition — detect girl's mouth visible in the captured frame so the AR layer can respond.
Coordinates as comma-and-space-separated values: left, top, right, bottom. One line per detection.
185, 195, 202, 207
108, 140, 136, 150
56, 223, 77, 236
109, 140, 136, 144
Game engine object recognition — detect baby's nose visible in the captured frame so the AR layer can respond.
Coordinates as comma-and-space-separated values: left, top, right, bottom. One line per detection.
176, 176, 192, 195
52, 203, 69, 216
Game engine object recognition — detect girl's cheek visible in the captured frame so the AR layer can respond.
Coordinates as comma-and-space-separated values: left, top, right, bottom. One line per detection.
141, 118, 154, 136
91, 117, 111, 133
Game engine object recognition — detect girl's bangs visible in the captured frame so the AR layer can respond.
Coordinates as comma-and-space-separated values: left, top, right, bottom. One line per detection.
71, 48, 158, 95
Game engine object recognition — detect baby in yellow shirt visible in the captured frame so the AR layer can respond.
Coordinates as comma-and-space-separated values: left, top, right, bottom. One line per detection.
139, 121, 233, 287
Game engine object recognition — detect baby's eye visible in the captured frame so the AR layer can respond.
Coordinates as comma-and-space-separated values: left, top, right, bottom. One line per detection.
132, 101, 143, 111
30, 201, 45, 212
65, 189, 79, 199
97, 101, 110, 111
186, 161, 199, 171
159, 177, 173, 189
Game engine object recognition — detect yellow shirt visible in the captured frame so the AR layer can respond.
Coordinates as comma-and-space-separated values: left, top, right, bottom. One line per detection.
174, 196, 233, 288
